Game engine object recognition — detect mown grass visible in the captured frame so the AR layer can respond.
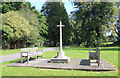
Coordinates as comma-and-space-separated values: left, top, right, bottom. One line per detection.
1, 45, 119, 76
1, 47, 52, 56
104, 42, 114, 45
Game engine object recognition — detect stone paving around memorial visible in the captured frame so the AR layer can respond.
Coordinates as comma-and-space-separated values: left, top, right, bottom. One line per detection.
7, 58, 118, 71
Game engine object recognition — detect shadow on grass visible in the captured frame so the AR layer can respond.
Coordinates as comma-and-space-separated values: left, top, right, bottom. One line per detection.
64, 48, 90, 51
9, 59, 21, 63
8, 57, 38, 64
100, 48, 119, 51
64, 47, 119, 51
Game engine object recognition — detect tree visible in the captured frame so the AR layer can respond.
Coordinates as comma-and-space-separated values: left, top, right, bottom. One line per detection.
0, 3, 2, 49
2, 2, 48, 49
19, 5, 40, 47
2, 2, 23, 13
19, 3, 48, 47
72, 2, 118, 47
34, 10, 48, 38
34, 10, 48, 46
1, 2, 35, 14
41, 2, 73, 46
114, 2, 120, 45
2, 11, 31, 49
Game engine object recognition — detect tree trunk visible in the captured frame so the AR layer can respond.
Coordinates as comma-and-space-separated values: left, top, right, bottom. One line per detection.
77, 41, 81, 46
4, 42, 10, 49
5, 40, 10, 49
23, 40, 27, 48
118, 39, 120, 45
13, 44, 17, 49
53, 41, 57, 47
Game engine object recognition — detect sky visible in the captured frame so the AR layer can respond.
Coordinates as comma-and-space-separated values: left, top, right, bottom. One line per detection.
30, 0, 74, 15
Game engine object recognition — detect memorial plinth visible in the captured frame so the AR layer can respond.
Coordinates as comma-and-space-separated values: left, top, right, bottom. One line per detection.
51, 21, 70, 63
51, 51, 70, 63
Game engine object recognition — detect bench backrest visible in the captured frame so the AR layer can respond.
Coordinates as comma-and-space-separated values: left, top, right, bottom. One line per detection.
95, 47, 100, 58
89, 47, 100, 59
20, 48, 30, 52
20, 47, 38, 54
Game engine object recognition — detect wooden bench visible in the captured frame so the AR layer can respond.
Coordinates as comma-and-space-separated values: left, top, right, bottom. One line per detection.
89, 47, 100, 66
20, 47, 43, 63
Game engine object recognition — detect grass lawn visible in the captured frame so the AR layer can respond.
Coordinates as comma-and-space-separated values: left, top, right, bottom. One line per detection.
1, 45, 119, 76
1, 47, 53, 56
104, 42, 114, 45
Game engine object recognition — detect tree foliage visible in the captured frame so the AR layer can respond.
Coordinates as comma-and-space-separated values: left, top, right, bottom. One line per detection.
2, 2, 23, 13
2, 2, 48, 49
114, 2, 120, 44
2, 11, 31, 49
72, 2, 118, 47
41, 2, 73, 46
2, 1, 119, 49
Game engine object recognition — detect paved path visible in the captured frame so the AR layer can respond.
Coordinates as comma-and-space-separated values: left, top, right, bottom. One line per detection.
0, 48, 59, 63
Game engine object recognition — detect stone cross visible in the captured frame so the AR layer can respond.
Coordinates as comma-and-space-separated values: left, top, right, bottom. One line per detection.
50, 21, 70, 62
57, 21, 65, 53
